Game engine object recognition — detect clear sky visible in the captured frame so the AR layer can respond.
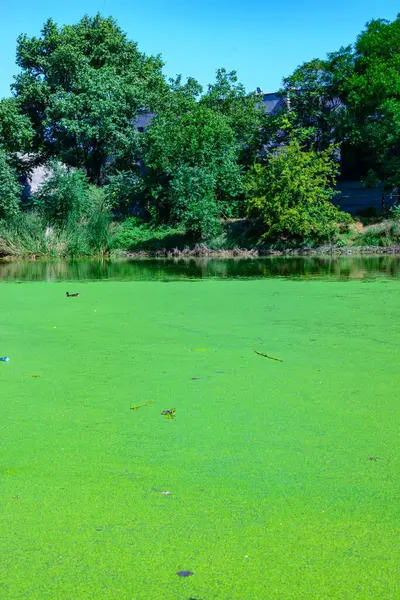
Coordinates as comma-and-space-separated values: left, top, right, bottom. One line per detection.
0, 0, 398, 98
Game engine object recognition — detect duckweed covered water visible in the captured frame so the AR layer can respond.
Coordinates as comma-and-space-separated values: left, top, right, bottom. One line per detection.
0, 263, 399, 598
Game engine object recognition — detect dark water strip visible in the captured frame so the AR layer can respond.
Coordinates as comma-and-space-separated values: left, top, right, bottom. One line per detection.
1, 256, 400, 282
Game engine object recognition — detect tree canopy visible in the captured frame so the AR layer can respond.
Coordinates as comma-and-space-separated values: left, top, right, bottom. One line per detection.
1, 11, 399, 248
13, 14, 166, 181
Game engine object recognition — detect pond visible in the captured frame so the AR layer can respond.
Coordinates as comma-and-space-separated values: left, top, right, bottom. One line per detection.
1, 254, 400, 281
1, 258, 398, 599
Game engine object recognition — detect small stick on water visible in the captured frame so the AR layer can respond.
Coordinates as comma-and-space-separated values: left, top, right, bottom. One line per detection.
255, 351, 283, 363
130, 400, 156, 411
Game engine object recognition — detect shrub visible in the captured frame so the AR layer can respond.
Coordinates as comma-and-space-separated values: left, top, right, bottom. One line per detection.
105, 170, 144, 215
34, 162, 95, 226
170, 165, 221, 240
245, 140, 351, 243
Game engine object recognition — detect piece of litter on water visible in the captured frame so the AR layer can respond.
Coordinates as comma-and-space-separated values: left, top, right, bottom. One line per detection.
0, 357, 10, 362
160, 491, 172, 495
130, 400, 156, 411
161, 409, 176, 420
177, 571, 194, 577
32, 375, 40, 378
254, 351, 283, 363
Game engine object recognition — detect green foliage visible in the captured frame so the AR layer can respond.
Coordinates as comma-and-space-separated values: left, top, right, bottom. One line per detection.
142, 102, 243, 225
34, 162, 97, 225
337, 16, 400, 187
0, 98, 33, 153
105, 170, 144, 214
13, 14, 166, 181
201, 68, 266, 165
0, 209, 114, 258
7, 11, 400, 251
113, 218, 186, 251
282, 15, 400, 187
0, 150, 22, 219
246, 140, 349, 242
170, 165, 221, 239
354, 220, 400, 247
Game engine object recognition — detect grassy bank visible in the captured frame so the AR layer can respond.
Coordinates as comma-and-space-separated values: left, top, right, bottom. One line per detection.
2, 214, 400, 259
113, 217, 400, 257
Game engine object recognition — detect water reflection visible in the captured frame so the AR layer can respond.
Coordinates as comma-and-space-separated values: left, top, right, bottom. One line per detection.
1, 256, 400, 282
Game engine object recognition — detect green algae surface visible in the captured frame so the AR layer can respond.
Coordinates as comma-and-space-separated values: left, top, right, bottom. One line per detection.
0, 280, 399, 599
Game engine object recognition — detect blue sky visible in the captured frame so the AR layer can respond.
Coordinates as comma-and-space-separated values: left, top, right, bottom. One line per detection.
0, 0, 398, 98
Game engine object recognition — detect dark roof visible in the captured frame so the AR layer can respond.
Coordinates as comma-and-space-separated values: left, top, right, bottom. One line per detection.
261, 93, 286, 115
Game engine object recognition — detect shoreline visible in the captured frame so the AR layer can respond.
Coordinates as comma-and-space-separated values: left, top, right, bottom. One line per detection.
117, 244, 400, 259
2, 244, 400, 262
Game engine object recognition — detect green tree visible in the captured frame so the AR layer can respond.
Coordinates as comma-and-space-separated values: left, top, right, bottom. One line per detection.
0, 150, 22, 219
142, 102, 243, 225
13, 14, 166, 181
279, 15, 400, 188
0, 98, 33, 153
246, 139, 348, 243
34, 162, 95, 225
201, 69, 266, 165
338, 16, 400, 188
170, 165, 220, 239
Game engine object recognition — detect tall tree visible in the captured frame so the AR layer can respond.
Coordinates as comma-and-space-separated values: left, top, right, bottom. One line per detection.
338, 16, 400, 188
13, 14, 166, 182
201, 68, 266, 165
142, 99, 243, 225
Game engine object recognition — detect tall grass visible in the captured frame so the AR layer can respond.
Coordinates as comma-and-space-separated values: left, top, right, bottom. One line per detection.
0, 211, 115, 258
354, 219, 400, 247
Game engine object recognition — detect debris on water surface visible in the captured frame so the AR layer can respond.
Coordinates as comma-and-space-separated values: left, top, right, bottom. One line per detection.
177, 570, 194, 577
130, 400, 156, 411
162, 408, 176, 420
368, 457, 380, 461
254, 350, 283, 363
0, 357, 10, 362
32, 375, 40, 378
160, 491, 172, 495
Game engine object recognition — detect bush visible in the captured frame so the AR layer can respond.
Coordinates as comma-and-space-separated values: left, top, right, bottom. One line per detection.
34, 162, 96, 225
0, 150, 21, 219
170, 165, 221, 240
245, 140, 351, 243
105, 170, 144, 215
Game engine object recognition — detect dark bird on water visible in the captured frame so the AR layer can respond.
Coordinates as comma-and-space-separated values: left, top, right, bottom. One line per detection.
66, 292, 80, 297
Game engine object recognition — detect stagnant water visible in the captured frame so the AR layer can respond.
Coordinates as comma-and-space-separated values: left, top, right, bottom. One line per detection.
1, 258, 399, 599
1, 254, 400, 281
